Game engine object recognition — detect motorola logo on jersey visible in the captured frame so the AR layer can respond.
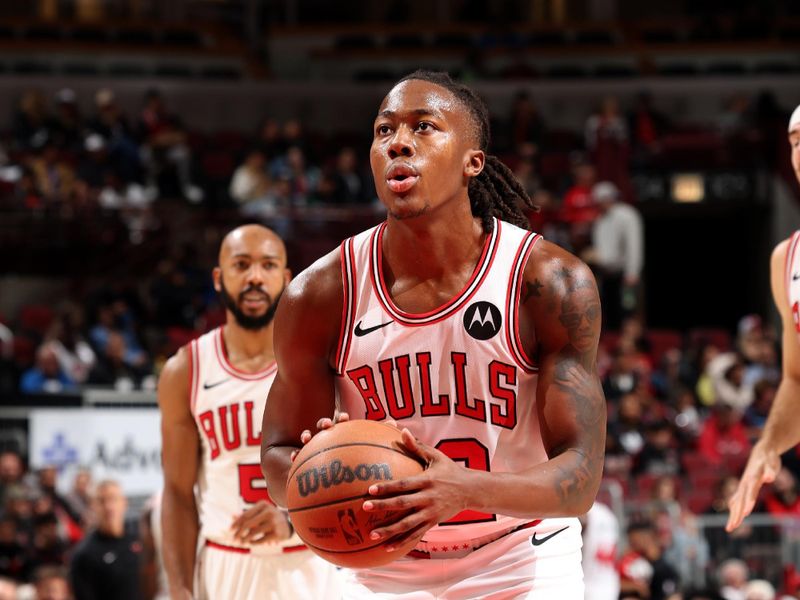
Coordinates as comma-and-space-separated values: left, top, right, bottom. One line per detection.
463, 301, 502, 340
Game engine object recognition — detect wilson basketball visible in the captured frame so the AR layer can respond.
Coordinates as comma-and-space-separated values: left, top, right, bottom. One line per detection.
285, 419, 425, 568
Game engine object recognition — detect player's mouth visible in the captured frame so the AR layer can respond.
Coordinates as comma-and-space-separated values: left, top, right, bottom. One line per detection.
241, 292, 269, 310
385, 163, 420, 194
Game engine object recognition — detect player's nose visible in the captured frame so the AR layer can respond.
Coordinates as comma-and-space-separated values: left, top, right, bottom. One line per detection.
387, 127, 414, 159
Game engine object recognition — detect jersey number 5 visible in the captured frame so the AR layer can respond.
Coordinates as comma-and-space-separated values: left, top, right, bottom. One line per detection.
237, 463, 274, 505
435, 438, 495, 525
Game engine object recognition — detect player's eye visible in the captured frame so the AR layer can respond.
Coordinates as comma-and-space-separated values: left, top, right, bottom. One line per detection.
376, 124, 391, 136
416, 122, 434, 132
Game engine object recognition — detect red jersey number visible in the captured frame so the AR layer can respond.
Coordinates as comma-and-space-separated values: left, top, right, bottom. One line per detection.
435, 438, 496, 525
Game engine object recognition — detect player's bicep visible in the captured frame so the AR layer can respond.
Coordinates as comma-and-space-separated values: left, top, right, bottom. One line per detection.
158, 349, 199, 493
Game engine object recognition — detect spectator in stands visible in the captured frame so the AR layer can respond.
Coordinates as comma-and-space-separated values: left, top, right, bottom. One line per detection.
36, 467, 81, 539
229, 148, 272, 208
63, 470, 92, 529
27, 513, 68, 573
255, 118, 282, 158
708, 353, 754, 412
86, 88, 140, 183
586, 181, 644, 329
608, 392, 646, 457
633, 420, 681, 477
270, 145, 319, 206
26, 140, 76, 206
717, 559, 749, 600
697, 403, 751, 467
585, 96, 630, 195
13, 89, 51, 152
49, 89, 83, 153
75, 134, 112, 193
762, 467, 800, 517
0, 453, 24, 507
604, 346, 641, 402
0, 516, 27, 581
618, 520, 680, 600
581, 502, 620, 600
672, 387, 702, 443
628, 92, 668, 166
32, 565, 70, 600
704, 477, 754, 565
4, 485, 34, 546
88, 331, 150, 391
743, 580, 775, 600
137, 89, 203, 203
653, 507, 709, 593
508, 91, 546, 153
743, 380, 777, 433
0, 576, 16, 600
560, 153, 599, 254
69, 480, 141, 600
716, 95, 751, 139
19, 343, 76, 395
88, 301, 147, 367
46, 309, 95, 385
331, 147, 371, 204
13, 167, 44, 211
512, 142, 541, 198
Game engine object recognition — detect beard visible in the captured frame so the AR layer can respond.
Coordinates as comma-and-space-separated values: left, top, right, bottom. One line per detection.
219, 277, 284, 331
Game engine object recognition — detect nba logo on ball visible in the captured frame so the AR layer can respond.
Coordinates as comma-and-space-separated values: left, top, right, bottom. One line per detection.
337, 509, 363, 545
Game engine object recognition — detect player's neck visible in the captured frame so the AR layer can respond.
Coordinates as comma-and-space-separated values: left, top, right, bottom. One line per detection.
221, 321, 275, 368
383, 203, 485, 280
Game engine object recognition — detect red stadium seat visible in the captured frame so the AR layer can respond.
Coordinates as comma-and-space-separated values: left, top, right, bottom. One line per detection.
646, 329, 683, 364
18, 304, 54, 337
688, 327, 732, 351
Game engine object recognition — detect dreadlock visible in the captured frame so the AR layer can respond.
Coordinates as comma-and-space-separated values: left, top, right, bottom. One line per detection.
395, 69, 537, 232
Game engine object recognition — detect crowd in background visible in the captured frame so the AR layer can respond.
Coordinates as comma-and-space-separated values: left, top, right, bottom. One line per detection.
0, 84, 799, 599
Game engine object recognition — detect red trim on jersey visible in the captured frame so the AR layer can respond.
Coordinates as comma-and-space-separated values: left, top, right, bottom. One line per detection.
213, 328, 277, 381
369, 218, 501, 326
189, 339, 199, 415
785, 231, 800, 308
205, 539, 308, 554
334, 238, 358, 375
505, 233, 541, 373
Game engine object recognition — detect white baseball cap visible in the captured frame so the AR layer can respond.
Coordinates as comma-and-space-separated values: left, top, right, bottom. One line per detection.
789, 103, 800, 133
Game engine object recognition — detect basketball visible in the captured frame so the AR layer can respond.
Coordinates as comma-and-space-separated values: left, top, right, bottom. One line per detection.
285, 419, 425, 568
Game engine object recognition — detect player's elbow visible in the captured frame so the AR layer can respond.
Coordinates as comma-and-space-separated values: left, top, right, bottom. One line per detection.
261, 445, 288, 507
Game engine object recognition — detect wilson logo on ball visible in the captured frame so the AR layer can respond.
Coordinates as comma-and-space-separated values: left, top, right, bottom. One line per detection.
295, 460, 392, 497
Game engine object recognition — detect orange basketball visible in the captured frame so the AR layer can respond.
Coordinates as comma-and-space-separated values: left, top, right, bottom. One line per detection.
286, 419, 425, 568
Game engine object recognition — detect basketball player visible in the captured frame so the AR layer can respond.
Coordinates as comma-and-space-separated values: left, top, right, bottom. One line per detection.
727, 104, 800, 532
262, 71, 606, 598
159, 225, 340, 600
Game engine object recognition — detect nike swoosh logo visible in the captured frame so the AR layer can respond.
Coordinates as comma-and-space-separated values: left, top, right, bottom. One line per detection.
531, 526, 568, 546
203, 379, 230, 390
353, 320, 393, 337
794, 273, 800, 281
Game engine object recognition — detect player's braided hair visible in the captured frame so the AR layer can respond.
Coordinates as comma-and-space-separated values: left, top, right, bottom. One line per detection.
395, 70, 536, 232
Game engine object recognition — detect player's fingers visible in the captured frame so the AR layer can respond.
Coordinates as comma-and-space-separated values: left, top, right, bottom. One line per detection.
363, 490, 427, 513
316, 417, 334, 430
368, 474, 427, 497
244, 517, 278, 543
333, 412, 350, 424
300, 430, 312, 444
382, 521, 428, 553
369, 510, 427, 544
230, 504, 261, 531
290, 448, 300, 462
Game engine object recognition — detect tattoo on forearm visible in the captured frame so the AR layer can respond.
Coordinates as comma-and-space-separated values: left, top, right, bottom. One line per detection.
553, 361, 606, 506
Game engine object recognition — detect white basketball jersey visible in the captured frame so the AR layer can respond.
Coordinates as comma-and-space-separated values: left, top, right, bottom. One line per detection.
334, 217, 546, 545
785, 231, 800, 337
189, 327, 300, 553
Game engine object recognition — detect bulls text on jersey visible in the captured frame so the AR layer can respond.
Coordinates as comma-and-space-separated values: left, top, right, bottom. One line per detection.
197, 400, 263, 460
346, 352, 519, 429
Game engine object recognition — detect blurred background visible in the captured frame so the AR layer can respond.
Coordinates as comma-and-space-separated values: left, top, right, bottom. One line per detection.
0, 0, 799, 598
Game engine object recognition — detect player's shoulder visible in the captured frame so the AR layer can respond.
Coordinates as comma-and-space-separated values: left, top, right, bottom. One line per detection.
282, 246, 342, 312
157, 345, 191, 409
524, 237, 597, 292
771, 234, 795, 274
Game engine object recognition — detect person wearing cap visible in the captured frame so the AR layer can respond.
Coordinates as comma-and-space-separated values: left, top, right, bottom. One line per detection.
585, 180, 643, 329
727, 104, 800, 532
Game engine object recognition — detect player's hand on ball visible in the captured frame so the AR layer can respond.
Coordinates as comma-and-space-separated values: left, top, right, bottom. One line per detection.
726, 442, 781, 532
291, 412, 352, 461
231, 501, 292, 544
361, 428, 469, 551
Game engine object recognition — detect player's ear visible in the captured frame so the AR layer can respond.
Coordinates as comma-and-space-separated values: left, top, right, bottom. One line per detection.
212, 266, 222, 293
464, 149, 485, 179
284, 268, 292, 285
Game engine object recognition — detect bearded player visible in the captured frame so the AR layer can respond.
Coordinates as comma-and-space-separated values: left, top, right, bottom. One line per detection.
159, 225, 341, 599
